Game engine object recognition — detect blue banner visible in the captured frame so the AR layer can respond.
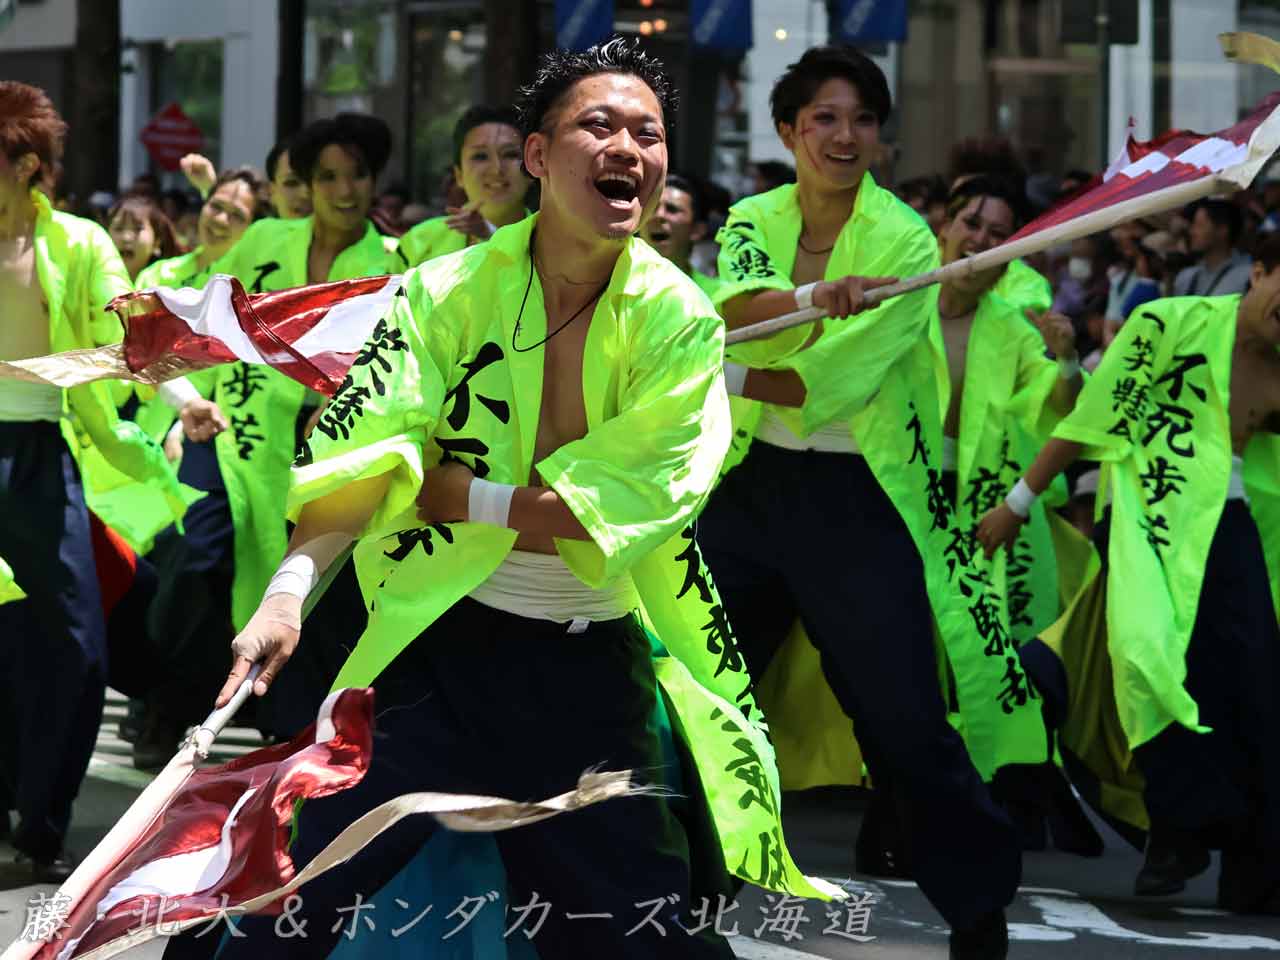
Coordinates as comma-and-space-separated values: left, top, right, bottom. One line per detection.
555, 0, 615, 52
833, 0, 907, 44
691, 0, 753, 53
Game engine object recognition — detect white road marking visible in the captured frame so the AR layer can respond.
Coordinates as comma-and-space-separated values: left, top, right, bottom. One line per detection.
1009, 923, 1077, 942
730, 936, 829, 959
1028, 895, 1280, 949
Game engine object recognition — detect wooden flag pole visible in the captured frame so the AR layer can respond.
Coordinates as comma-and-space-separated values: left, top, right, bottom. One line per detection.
726, 174, 1228, 346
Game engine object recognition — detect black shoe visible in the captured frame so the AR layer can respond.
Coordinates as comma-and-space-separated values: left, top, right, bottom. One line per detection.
132, 708, 189, 773
1135, 835, 1211, 896
14, 848, 77, 885
950, 909, 1008, 960
1218, 845, 1280, 913
118, 698, 146, 744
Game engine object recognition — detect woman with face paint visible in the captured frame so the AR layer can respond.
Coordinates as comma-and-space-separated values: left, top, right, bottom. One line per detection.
396, 104, 532, 268
696, 46, 1026, 960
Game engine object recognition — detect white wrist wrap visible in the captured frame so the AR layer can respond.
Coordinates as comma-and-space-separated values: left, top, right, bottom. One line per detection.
723, 362, 749, 397
1005, 478, 1038, 519
1057, 355, 1082, 380
158, 377, 202, 410
265, 550, 319, 602
793, 282, 818, 312
469, 478, 515, 528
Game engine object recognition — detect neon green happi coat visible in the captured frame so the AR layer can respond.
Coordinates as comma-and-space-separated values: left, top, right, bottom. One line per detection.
993, 258, 1052, 313
210, 216, 400, 629
955, 291, 1069, 645
0, 556, 24, 605
1053, 294, 1280, 748
136, 248, 214, 291
395, 215, 472, 269
714, 177, 1045, 778
290, 215, 836, 901
25, 190, 187, 545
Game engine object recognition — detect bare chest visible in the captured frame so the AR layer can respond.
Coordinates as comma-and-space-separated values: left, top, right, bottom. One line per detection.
1229, 348, 1280, 452
0, 240, 51, 361
307, 243, 340, 286
941, 311, 975, 437
532, 320, 590, 470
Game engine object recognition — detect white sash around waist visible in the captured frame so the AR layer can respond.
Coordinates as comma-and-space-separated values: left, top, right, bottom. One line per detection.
468, 550, 639, 627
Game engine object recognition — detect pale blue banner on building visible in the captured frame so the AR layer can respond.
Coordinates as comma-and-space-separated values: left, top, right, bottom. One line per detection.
691, 0, 753, 53
834, 0, 907, 44
555, 0, 615, 51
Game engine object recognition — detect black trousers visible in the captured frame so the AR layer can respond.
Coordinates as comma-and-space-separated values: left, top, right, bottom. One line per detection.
188, 598, 732, 959
1113, 503, 1280, 886
697, 442, 1020, 928
0, 421, 107, 859
142, 439, 236, 723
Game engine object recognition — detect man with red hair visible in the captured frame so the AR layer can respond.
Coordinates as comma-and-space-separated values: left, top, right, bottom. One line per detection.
0, 81, 180, 881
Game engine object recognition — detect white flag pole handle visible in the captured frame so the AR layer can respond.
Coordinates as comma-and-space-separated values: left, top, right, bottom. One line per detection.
190, 663, 262, 758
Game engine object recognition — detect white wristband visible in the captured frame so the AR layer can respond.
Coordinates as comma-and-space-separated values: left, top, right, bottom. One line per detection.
1057, 355, 1081, 380
793, 282, 818, 312
723, 362, 749, 397
265, 550, 319, 602
157, 376, 202, 411
1005, 478, 1038, 519
468, 478, 516, 528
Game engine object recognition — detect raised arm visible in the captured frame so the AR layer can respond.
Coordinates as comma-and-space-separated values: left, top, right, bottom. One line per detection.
216, 472, 392, 705
975, 437, 1084, 557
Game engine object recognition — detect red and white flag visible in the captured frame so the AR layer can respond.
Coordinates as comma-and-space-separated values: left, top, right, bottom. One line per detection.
30, 687, 375, 960
728, 91, 1280, 344
1010, 91, 1280, 243
117, 274, 403, 397
0, 275, 402, 396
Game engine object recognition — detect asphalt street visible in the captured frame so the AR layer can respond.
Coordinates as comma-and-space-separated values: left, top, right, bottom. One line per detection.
1, 693, 1278, 958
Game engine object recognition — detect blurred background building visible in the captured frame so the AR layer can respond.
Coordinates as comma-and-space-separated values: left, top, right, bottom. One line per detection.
1, 0, 1278, 207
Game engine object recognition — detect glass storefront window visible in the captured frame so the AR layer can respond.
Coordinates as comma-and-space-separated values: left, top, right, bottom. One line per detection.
406, 3, 486, 207
151, 38, 224, 185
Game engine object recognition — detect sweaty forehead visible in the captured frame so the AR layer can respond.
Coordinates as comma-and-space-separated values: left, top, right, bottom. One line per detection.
555, 73, 663, 126
462, 123, 522, 152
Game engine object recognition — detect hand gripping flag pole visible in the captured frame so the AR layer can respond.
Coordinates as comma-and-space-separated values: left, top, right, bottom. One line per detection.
728, 38, 1280, 347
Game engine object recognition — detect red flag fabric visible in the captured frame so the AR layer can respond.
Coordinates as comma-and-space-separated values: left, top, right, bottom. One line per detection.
41, 689, 373, 959
111, 275, 402, 397
1010, 92, 1280, 244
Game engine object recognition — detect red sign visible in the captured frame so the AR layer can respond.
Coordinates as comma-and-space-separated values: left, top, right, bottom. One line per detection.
139, 102, 205, 172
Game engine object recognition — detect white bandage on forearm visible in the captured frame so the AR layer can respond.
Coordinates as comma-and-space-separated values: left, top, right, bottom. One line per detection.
157, 376, 202, 410
1057, 355, 1082, 380
793, 282, 818, 312
1005, 478, 1038, 519
262, 531, 355, 604
265, 551, 319, 602
724, 362, 749, 397
468, 478, 516, 527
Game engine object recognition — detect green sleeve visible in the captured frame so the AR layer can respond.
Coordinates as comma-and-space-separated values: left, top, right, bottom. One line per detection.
714, 204, 812, 367
788, 234, 940, 433
86, 221, 132, 346
1052, 308, 1159, 460
539, 283, 732, 586
288, 275, 457, 535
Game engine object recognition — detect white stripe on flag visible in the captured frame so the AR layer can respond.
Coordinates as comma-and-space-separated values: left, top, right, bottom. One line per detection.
1120, 151, 1171, 178
1174, 136, 1248, 173
152, 277, 271, 366
289, 275, 401, 357
55, 786, 259, 960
